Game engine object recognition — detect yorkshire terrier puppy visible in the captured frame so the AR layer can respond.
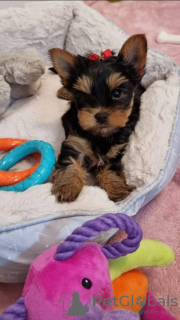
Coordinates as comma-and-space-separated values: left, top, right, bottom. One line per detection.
49, 34, 147, 203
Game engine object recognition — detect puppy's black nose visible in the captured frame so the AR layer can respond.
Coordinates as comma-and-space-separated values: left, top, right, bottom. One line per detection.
95, 112, 108, 124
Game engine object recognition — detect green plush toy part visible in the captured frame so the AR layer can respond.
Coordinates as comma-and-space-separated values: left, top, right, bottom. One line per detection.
109, 239, 175, 281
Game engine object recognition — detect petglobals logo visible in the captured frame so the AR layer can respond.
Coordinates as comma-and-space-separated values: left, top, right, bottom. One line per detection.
59, 292, 178, 318
93, 294, 178, 309
59, 291, 89, 318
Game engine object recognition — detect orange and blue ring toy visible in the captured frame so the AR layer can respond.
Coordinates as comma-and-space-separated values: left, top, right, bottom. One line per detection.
0, 138, 56, 192
0, 139, 40, 186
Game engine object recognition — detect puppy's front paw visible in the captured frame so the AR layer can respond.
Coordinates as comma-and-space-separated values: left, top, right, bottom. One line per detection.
97, 168, 135, 202
52, 178, 81, 202
108, 183, 136, 202
51, 162, 86, 203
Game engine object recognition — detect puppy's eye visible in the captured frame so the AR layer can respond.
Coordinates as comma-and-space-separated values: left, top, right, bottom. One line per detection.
82, 278, 92, 289
112, 88, 122, 100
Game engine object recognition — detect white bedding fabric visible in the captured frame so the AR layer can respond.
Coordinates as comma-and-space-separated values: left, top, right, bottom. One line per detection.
0, 1, 179, 228
0, 1, 75, 62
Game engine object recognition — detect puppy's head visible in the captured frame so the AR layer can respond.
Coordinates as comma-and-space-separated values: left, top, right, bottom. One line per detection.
49, 34, 147, 137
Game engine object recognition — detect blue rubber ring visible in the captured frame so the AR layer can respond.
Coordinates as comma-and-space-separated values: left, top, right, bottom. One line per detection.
0, 140, 56, 192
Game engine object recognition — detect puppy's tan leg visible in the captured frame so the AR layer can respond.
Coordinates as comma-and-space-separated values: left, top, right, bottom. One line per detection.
51, 135, 97, 202
57, 87, 72, 100
97, 167, 135, 202
51, 158, 86, 202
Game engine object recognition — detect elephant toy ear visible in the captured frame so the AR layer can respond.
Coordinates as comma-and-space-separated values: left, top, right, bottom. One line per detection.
55, 213, 143, 261
0, 297, 27, 320
109, 239, 175, 281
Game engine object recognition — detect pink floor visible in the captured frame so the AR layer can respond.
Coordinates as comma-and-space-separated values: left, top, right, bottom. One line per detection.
86, 0, 180, 66
0, 1, 180, 318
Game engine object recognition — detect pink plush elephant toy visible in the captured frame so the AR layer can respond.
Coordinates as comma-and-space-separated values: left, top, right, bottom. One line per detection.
0, 213, 143, 320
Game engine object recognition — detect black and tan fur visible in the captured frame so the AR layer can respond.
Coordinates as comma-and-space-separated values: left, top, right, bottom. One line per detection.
49, 34, 147, 202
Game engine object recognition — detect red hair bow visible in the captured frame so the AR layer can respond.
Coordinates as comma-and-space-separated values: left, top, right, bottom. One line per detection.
89, 49, 113, 61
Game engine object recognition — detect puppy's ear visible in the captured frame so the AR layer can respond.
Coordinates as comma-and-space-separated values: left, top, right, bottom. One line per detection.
118, 34, 147, 77
49, 48, 76, 86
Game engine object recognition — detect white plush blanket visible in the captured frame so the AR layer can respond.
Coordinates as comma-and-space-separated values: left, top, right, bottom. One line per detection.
0, 1, 179, 228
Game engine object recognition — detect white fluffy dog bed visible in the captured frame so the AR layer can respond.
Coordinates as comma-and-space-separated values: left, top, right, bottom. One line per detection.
0, 1, 180, 282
